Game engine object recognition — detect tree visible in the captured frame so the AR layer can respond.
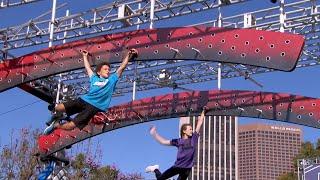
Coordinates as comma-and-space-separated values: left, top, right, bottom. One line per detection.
68, 153, 144, 179
316, 138, 320, 151
278, 139, 320, 180
277, 172, 298, 180
0, 128, 143, 180
0, 128, 39, 180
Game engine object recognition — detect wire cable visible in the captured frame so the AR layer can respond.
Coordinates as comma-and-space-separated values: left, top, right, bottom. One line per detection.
0, 100, 41, 117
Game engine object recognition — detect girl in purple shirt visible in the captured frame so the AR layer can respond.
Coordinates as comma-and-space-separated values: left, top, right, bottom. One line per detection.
146, 109, 206, 180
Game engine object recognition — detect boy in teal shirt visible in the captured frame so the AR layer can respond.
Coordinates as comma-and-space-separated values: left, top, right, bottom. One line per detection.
44, 49, 138, 134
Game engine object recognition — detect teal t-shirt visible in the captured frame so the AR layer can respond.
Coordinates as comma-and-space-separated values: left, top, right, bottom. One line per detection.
81, 73, 118, 111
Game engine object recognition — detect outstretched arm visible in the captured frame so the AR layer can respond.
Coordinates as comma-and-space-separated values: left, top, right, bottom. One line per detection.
82, 50, 94, 78
149, 126, 171, 146
116, 49, 138, 77
195, 108, 206, 134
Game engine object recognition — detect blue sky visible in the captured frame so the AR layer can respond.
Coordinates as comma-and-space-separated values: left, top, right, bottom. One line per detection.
0, 0, 319, 178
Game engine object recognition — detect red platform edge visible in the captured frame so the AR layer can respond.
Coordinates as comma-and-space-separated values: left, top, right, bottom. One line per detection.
38, 89, 319, 156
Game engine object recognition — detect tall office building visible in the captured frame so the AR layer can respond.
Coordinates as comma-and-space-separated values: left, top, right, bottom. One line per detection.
238, 124, 302, 180
180, 115, 238, 180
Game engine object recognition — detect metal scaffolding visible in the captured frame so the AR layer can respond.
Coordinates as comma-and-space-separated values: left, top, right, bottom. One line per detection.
0, 0, 43, 9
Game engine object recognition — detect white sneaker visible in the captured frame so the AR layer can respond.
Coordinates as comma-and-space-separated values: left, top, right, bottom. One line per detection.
145, 165, 159, 173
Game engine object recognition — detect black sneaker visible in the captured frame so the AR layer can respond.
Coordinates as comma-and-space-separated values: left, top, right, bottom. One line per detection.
46, 113, 66, 126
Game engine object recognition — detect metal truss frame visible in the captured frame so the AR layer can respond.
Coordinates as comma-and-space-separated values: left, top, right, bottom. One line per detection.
0, 0, 43, 9
0, 0, 249, 53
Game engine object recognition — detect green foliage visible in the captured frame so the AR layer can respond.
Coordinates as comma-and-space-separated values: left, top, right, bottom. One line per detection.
89, 165, 120, 180
69, 153, 144, 179
300, 142, 317, 157
0, 128, 143, 180
280, 139, 320, 180
0, 128, 39, 180
277, 172, 298, 180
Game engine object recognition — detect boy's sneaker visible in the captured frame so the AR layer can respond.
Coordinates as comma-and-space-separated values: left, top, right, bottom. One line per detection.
43, 121, 59, 135
145, 165, 159, 173
46, 113, 67, 126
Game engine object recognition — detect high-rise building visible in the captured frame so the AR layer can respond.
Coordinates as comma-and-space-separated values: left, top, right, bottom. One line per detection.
180, 115, 238, 180
238, 123, 302, 180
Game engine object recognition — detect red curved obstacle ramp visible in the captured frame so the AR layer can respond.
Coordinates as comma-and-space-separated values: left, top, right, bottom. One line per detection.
0, 26, 304, 92
38, 89, 319, 157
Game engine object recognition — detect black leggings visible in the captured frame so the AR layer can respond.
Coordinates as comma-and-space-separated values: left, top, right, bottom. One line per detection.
154, 166, 191, 180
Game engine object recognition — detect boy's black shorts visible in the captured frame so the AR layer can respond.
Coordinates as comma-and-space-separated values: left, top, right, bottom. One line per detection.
63, 98, 101, 129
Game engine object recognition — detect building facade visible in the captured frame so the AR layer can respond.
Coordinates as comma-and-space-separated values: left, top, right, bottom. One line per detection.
238, 124, 302, 180
180, 115, 238, 180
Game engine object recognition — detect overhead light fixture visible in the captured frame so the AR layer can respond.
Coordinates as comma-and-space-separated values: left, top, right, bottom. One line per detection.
158, 69, 171, 82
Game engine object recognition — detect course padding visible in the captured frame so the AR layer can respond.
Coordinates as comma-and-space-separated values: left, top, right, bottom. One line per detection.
38, 89, 319, 157
0, 26, 304, 92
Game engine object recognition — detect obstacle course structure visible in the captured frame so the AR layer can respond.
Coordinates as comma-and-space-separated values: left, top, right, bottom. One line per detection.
38, 89, 320, 156
0, 0, 319, 178
0, 26, 304, 93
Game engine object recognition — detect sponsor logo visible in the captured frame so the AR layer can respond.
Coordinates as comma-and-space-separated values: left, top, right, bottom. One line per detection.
271, 126, 300, 132
93, 79, 109, 87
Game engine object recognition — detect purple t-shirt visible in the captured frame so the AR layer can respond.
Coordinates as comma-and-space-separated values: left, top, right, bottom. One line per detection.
170, 132, 199, 168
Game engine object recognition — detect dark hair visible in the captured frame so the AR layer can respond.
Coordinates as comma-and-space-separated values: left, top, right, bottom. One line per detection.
95, 62, 111, 73
180, 123, 192, 137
